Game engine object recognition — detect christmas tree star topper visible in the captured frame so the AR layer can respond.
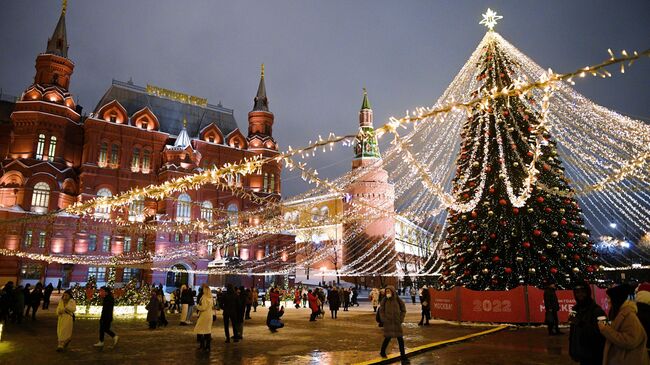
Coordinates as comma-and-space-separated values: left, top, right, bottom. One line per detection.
480, 8, 503, 31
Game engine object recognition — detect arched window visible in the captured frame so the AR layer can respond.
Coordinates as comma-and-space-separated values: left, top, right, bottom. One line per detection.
31, 182, 50, 213
311, 207, 320, 222
109, 143, 119, 167
131, 148, 140, 172
227, 203, 239, 226
200, 201, 213, 222
176, 193, 191, 222
270, 174, 275, 193
47, 136, 57, 160
36, 134, 46, 160
94, 188, 112, 218
263, 173, 269, 192
320, 206, 329, 221
98, 142, 108, 167
142, 149, 151, 173
128, 197, 145, 222
284, 212, 292, 222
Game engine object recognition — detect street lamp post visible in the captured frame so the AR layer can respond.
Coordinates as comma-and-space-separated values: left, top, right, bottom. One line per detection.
320, 266, 326, 287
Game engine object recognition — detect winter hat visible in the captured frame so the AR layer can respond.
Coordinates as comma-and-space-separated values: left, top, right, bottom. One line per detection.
606, 284, 630, 303
637, 282, 650, 293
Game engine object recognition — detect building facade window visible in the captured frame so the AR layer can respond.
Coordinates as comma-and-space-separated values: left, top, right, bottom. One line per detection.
227, 203, 239, 226
94, 188, 112, 218
123, 236, 131, 252
183, 234, 190, 243
98, 142, 108, 167
263, 173, 268, 192
122, 268, 139, 282
128, 197, 145, 222
31, 182, 50, 213
131, 148, 140, 172
88, 267, 106, 281
47, 136, 57, 160
109, 143, 119, 168
88, 234, 97, 251
270, 174, 275, 193
235, 174, 242, 187
36, 134, 46, 160
207, 241, 214, 255
137, 237, 144, 252
24, 230, 33, 248
200, 201, 213, 222
176, 193, 191, 222
141, 150, 151, 173
102, 236, 111, 252
38, 231, 46, 248
20, 263, 43, 279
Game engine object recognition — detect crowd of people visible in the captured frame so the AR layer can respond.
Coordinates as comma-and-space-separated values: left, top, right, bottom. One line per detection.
5, 278, 650, 364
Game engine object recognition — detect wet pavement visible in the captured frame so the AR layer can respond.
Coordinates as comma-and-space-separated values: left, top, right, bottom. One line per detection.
0, 296, 575, 365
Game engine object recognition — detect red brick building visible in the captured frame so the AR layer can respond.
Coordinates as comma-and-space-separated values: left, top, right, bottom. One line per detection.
0, 8, 288, 290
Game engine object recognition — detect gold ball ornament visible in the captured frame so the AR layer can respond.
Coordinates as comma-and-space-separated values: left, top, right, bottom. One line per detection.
551, 231, 559, 238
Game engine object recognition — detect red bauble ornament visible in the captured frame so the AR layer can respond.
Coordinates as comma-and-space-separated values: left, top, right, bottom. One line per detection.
533, 229, 542, 237
492, 256, 500, 263
522, 241, 531, 248
560, 219, 567, 225
573, 254, 580, 261
566, 242, 574, 248
485, 166, 492, 173
568, 232, 575, 238
543, 164, 551, 171
544, 207, 552, 213
463, 235, 470, 242
564, 199, 571, 205
499, 199, 507, 206
480, 245, 488, 252
471, 211, 478, 218
587, 266, 595, 273
463, 193, 470, 199
489, 187, 496, 194
464, 270, 470, 276
540, 255, 547, 262
504, 267, 512, 274
512, 208, 519, 214
469, 181, 476, 187
459, 257, 465, 263
550, 267, 558, 274
536, 197, 545, 203
527, 151, 534, 157
490, 233, 497, 239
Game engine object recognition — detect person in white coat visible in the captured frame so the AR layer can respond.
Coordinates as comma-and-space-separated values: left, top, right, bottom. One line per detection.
194, 283, 214, 352
56, 290, 76, 352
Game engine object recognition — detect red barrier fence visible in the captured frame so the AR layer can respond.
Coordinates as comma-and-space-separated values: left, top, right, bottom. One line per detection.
429, 285, 608, 324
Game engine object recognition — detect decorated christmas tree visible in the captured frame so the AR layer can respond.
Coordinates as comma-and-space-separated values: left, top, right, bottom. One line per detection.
439, 12, 599, 290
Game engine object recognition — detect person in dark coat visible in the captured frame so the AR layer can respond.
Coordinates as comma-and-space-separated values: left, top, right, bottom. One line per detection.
43, 283, 54, 309
635, 282, 650, 353
328, 287, 341, 318
266, 303, 285, 332
94, 286, 119, 348
568, 284, 606, 365
418, 285, 431, 326
157, 288, 168, 327
379, 286, 407, 361
12, 285, 24, 323
145, 289, 160, 329
544, 282, 563, 335
57, 279, 62, 294
220, 284, 240, 343
25, 282, 43, 320
352, 288, 359, 307
0, 281, 14, 323
244, 288, 253, 320
235, 286, 246, 340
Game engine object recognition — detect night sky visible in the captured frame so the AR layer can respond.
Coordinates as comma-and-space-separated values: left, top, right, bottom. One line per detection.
1, 0, 649, 197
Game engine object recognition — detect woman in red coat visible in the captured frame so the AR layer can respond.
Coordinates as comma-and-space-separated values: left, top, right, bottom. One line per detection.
308, 289, 320, 322
270, 288, 280, 307
294, 289, 301, 309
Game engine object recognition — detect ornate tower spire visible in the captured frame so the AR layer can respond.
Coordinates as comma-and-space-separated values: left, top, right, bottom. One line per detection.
46, 0, 69, 58
252, 63, 269, 112
353, 88, 381, 166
